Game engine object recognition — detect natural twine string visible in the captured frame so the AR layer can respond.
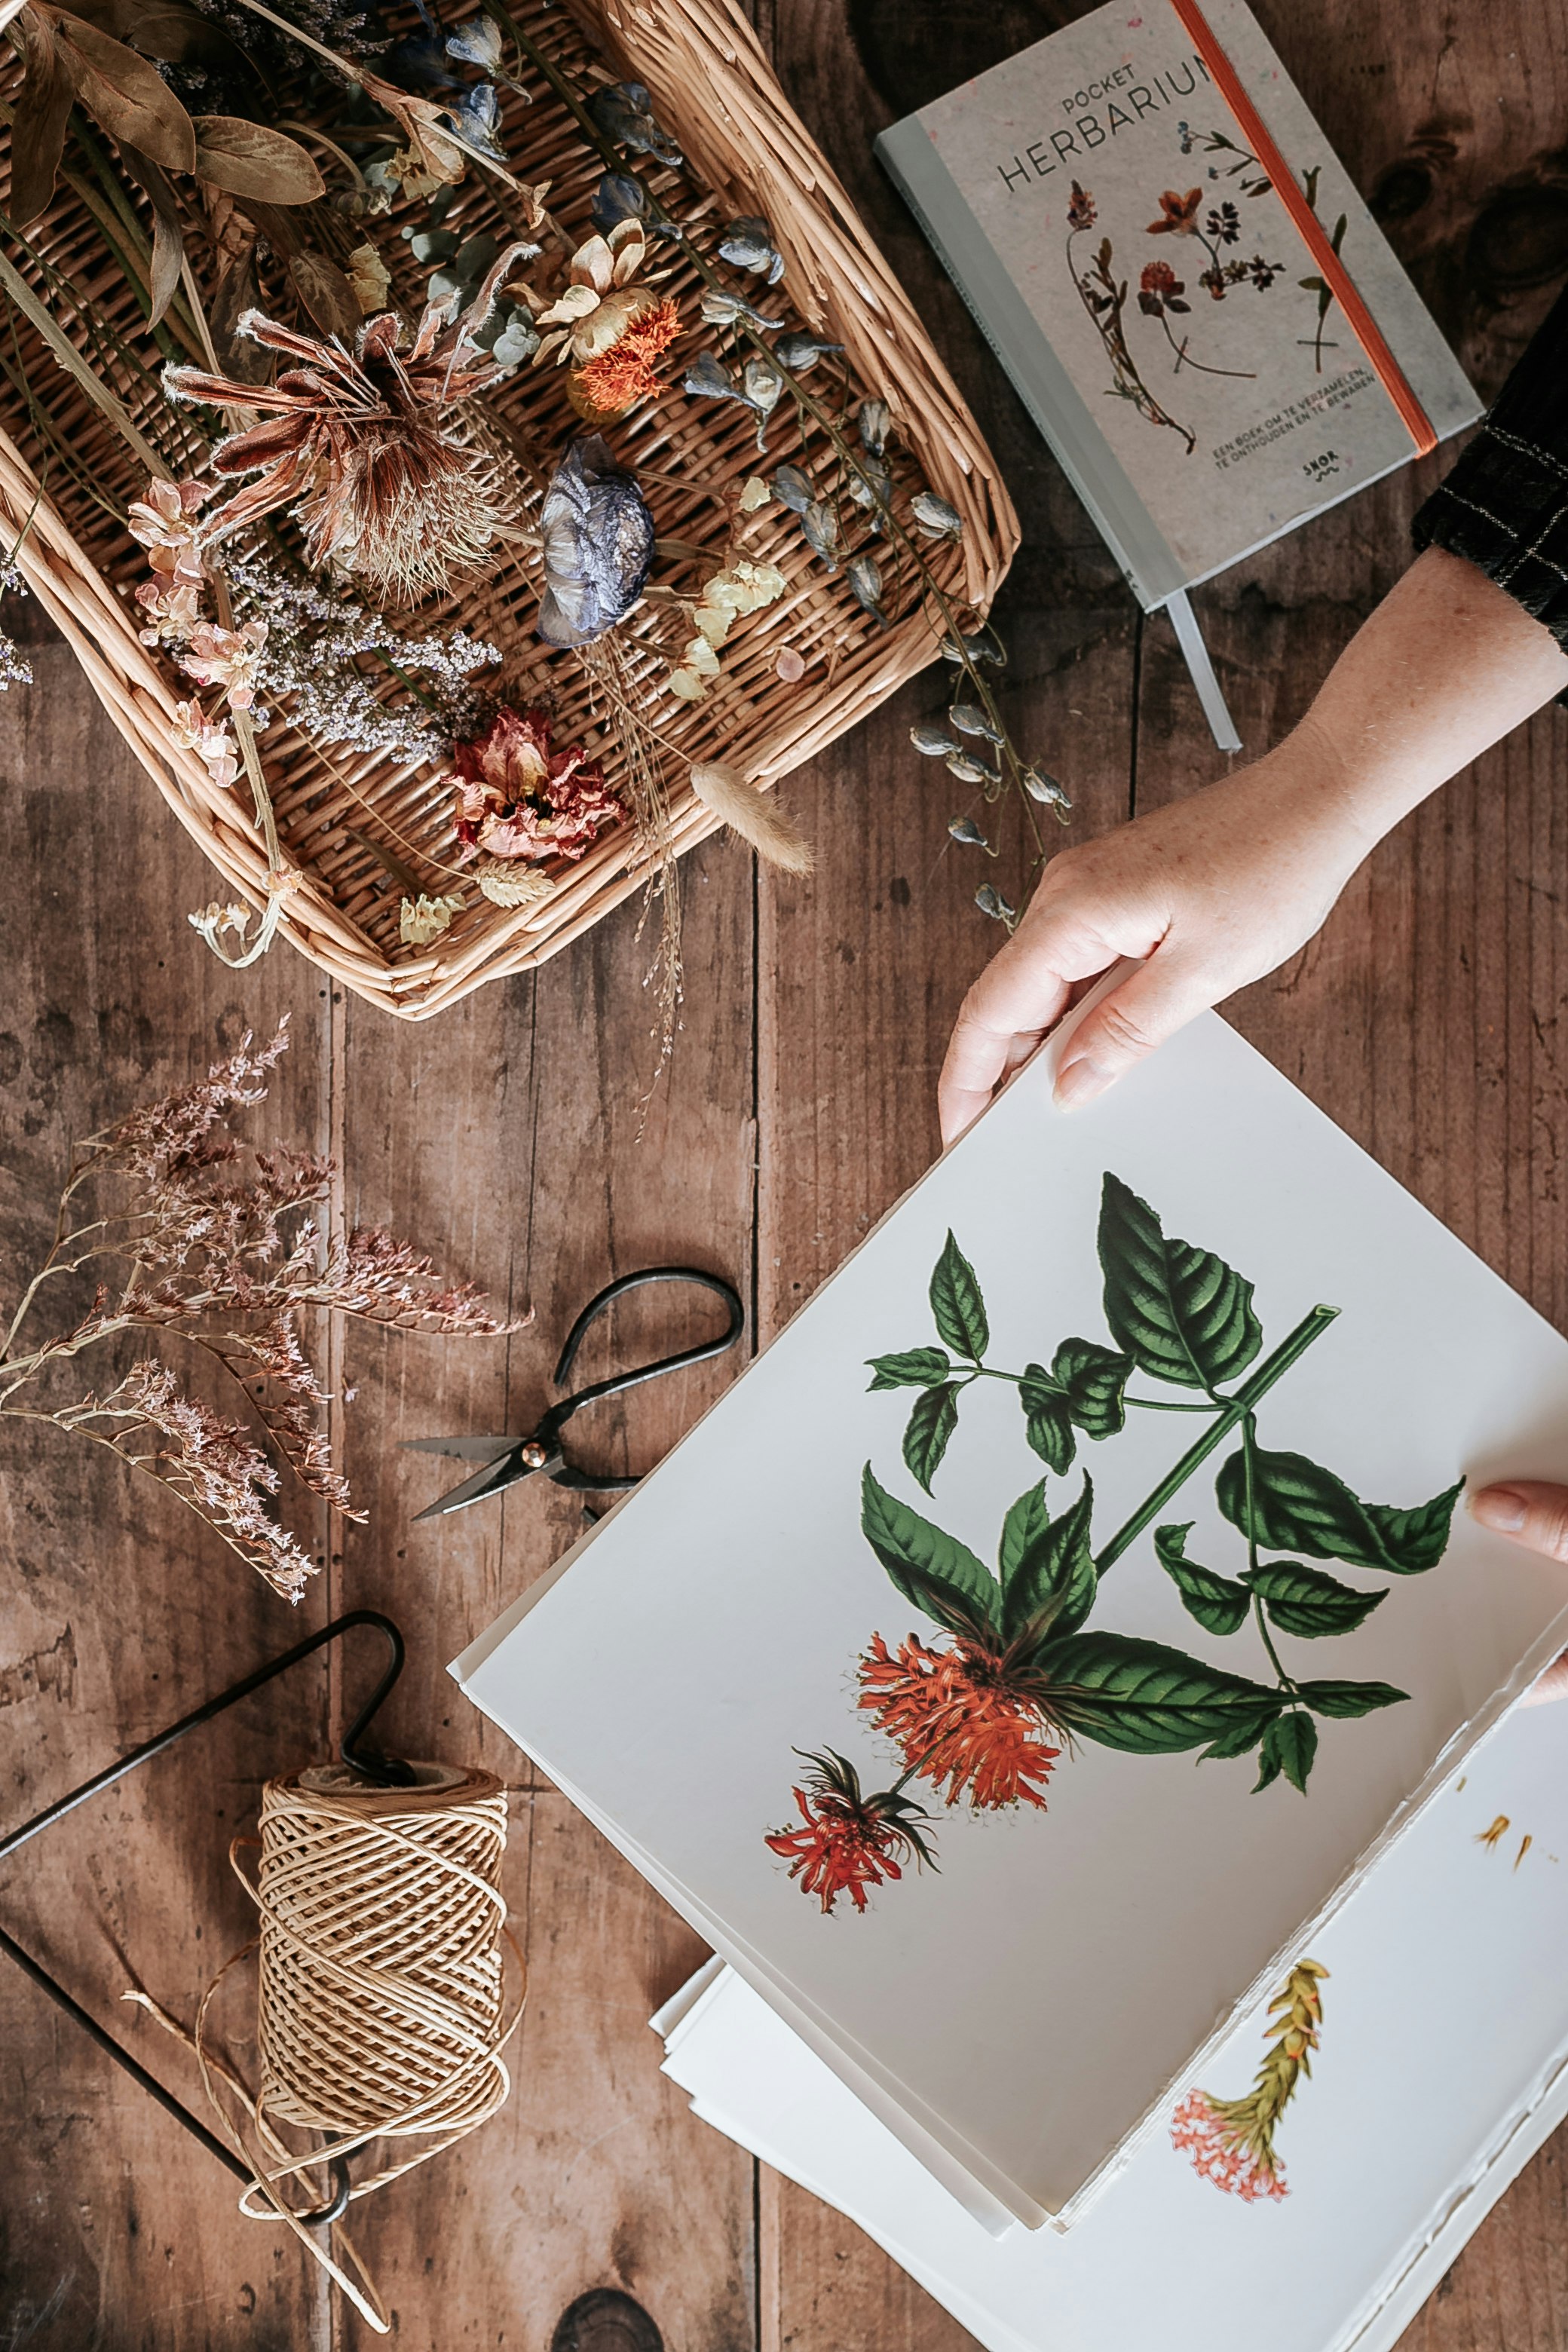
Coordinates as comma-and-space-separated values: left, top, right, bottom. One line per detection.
126, 1761, 524, 2335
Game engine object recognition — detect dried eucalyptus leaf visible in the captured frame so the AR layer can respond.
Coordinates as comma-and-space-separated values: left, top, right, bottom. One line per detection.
701, 288, 784, 331
911, 723, 960, 757
770, 464, 813, 513
490, 314, 540, 368
119, 144, 184, 325
948, 816, 988, 845
771, 330, 841, 372
857, 397, 890, 456
9, 8, 74, 226
455, 231, 500, 283
847, 454, 892, 512
684, 351, 743, 402
941, 626, 1007, 667
192, 116, 325, 204
847, 552, 887, 625
56, 11, 197, 172
911, 488, 963, 538
800, 499, 840, 571
591, 171, 645, 230
718, 215, 782, 280
288, 250, 360, 345
407, 225, 458, 262
948, 702, 1003, 742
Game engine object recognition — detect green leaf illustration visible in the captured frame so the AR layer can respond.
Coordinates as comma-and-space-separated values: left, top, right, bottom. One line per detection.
1199, 1712, 1276, 1762
1032, 1631, 1283, 1755
1242, 1560, 1386, 1639
860, 1465, 1000, 1641
1003, 1476, 1097, 1646
867, 1347, 951, 1391
1254, 1710, 1317, 1794
999, 1478, 1051, 1585
1018, 1365, 1076, 1473
1052, 1336, 1132, 1437
929, 1231, 988, 1361
1098, 1172, 1262, 1391
902, 1382, 959, 1494
1294, 1678, 1409, 1719
1154, 1522, 1251, 1636
1217, 1446, 1462, 1574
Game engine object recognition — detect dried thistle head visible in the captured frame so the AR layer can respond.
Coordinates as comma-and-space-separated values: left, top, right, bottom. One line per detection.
164, 249, 539, 605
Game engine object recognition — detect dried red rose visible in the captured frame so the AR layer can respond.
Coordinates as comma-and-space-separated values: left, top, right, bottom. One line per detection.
452, 705, 623, 865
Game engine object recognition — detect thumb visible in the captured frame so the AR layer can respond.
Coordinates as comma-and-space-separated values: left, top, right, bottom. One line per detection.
1470, 1481, 1568, 1565
1052, 950, 1212, 1110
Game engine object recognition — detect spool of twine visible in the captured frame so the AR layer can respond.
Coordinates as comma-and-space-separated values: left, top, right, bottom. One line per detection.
128, 1758, 522, 2335
253, 1762, 512, 2150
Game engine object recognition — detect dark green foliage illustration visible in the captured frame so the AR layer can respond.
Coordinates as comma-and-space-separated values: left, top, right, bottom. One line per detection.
862, 1173, 1461, 1795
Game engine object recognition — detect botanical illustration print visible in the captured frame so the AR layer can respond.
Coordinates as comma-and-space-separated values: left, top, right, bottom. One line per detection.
1178, 121, 1347, 376
1140, 180, 1285, 380
1065, 182, 1197, 454
1171, 1958, 1328, 2200
764, 1175, 1460, 1916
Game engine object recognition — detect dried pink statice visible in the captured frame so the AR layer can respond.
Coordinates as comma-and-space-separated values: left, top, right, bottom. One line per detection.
0, 1023, 521, 1600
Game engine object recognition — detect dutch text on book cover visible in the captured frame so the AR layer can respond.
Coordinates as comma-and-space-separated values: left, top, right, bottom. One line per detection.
876, 0, 1479, 614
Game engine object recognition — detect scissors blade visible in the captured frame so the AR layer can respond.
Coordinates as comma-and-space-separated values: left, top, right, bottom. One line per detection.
412, 1444, 544, 1522
400, 1436, 519, 1462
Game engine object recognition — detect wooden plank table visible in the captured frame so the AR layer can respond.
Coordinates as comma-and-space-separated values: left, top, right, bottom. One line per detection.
2, 0, 1566, 2343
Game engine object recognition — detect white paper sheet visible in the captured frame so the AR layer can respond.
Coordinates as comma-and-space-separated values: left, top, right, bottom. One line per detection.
455, 997, 1568, 2220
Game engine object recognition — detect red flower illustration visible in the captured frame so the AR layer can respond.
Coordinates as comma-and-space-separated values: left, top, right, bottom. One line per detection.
1067, 180, 1097, 233
452, 705, 623, 865
765, 1748, 936, 1916
858, 1631, 1061, 1811
1137, 261, 1190, 318
1170, 2091, 1288, 2202
1147, 187, 1204, 234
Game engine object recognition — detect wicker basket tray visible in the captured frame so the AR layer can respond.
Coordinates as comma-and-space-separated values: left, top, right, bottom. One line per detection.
0, 0, 1017, 1019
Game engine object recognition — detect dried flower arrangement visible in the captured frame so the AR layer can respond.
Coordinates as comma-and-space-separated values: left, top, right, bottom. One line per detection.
0, 0, 1025, 1031
0, 1024, 513, 1599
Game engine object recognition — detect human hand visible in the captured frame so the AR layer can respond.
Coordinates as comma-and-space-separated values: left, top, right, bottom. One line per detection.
938, 724, 1370, 1143
1471, 1483, 1568, 1703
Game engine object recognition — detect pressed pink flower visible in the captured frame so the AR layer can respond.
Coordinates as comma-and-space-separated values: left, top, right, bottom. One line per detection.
170, 699, 239, 789
1067, 180, 1097, 232
128, 477, 209, 585
1170, 2091, 1288, 2201
135, 577, 204, 648
180, 619, 268, 709
452, 705, 623, 865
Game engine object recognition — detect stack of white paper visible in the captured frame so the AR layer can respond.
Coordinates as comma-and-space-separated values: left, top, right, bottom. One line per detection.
454, 982, 1568, 2231
658, 1680, 1568, 2352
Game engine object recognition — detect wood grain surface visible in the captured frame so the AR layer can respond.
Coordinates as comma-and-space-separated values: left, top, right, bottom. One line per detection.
2, 0, 1567, 2345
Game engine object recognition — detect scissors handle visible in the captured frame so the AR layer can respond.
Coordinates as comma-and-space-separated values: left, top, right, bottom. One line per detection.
540, 1266, 745, 1450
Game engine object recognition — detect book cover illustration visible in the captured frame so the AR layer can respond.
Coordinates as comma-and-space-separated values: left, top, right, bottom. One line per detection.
767, 1181, 1460, 1916
877, 0, 1480, 598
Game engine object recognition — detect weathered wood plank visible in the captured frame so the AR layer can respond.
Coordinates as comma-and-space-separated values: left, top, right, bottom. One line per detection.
0, 614, 329, 2348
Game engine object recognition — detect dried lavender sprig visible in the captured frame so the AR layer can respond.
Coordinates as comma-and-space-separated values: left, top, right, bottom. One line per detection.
225, 550, 500, 763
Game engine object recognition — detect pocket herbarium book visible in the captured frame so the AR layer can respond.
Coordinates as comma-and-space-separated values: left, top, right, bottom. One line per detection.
875, 0, 1481, 748
453, 990, 1568, 2228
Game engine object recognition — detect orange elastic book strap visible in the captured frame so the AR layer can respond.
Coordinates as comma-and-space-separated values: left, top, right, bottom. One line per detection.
1166, 0, 1438, 458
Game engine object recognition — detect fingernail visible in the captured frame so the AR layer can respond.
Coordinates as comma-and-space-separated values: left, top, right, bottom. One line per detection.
1055, 1055, 1111, 1111
1472, 1486, 1527, 1533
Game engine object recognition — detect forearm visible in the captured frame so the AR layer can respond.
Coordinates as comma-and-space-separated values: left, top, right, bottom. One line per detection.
1279, 544, 1568, 856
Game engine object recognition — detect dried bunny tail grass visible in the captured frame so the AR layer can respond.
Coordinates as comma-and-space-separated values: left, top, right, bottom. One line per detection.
689, 761, 813, 875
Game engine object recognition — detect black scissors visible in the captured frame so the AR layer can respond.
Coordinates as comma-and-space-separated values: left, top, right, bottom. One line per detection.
403, 1265, 744, 1521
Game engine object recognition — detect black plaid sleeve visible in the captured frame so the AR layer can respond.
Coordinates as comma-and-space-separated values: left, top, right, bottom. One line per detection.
1412, 279, 1568, 666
